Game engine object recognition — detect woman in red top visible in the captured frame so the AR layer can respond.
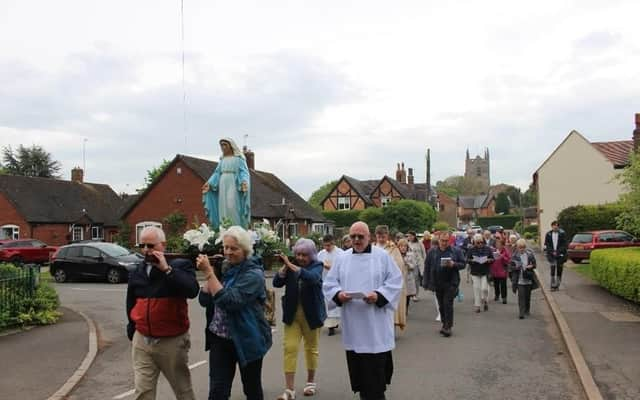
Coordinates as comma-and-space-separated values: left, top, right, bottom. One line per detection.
490, 239, 511, 304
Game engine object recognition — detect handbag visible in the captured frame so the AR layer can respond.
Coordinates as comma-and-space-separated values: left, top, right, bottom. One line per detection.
522, 268, 534, 281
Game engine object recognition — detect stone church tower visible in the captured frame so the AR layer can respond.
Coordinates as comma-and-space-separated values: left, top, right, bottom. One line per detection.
464, 148, 490, 193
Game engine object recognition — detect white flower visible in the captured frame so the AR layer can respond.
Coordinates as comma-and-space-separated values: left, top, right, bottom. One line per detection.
183, 224, 217, 251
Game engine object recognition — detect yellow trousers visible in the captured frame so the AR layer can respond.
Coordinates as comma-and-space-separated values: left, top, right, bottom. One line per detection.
283, 304, 320, 373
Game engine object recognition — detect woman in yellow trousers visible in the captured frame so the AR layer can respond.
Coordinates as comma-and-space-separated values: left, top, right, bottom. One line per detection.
272, 238, 326, 399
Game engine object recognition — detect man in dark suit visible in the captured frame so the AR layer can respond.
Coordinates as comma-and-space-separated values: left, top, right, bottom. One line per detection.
543, 221, 568, 291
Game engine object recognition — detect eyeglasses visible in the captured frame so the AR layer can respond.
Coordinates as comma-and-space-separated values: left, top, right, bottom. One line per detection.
137, 243, 156, 249
349, 234, 365, 240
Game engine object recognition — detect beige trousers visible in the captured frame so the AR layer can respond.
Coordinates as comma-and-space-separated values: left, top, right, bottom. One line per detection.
132, 331, 196, 400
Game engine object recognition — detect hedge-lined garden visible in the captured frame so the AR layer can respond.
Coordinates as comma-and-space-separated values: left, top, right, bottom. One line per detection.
590, 248, 640, 303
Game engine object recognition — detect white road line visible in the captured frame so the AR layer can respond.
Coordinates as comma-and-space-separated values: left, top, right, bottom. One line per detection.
112, 360, 207, 399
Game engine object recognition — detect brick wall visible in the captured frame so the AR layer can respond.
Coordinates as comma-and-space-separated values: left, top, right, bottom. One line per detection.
0, 193, 29, 239
30, 224, 71, 246
371, 179, 402, 207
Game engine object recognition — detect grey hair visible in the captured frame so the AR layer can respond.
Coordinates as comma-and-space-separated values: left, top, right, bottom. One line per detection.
509, 234, 518, 242
221, 226, 254, 257
293, 238, 318, 262
516, 238, 527, 248
140, 226, 166, 242
473, 233, 484, 244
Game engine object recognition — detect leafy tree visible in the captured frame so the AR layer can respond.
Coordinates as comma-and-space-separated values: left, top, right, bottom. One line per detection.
616, 151, 640, 236
359, 207, 384, 229
436, 175, 487, 196
495, 192, 510, 214
139, 159, 170, 192
163, 212, 188, 252
522, 181, 537, 207
308, 180, 338, 210
380, 199, 437, 233
2, 145, 61, 178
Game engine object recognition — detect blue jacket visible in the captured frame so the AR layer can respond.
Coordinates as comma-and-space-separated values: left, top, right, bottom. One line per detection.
272, 260, 326, 329
199, 257, 272, 367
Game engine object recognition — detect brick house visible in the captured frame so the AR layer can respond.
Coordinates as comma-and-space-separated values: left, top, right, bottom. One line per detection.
435, 192, 458, 227
321, 162, 436, 211
0, 168, 123, 245
456, 194, 496, 225
122, 153, 328, 245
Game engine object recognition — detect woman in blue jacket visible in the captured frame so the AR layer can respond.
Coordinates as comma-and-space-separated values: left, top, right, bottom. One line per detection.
273, 238, 326, 399
196, 226, 272, 400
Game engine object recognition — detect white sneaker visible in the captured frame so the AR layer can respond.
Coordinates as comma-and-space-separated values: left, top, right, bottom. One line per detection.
436, 315, 441, 322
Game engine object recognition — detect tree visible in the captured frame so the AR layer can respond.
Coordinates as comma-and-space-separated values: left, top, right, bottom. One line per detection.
495, 192, 510, 214
435, 175, 487, 196
308, 180, 338, 210
2, 145, 61, 178
359, 207, 384, 229
616, 151, 640, 236
522, 181, 537, 207
380, 200, 437, 233
139, 159, 170, 192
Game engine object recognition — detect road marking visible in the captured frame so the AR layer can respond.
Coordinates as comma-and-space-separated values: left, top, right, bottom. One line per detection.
71, 287, 126, 292
112, 360, 207, 399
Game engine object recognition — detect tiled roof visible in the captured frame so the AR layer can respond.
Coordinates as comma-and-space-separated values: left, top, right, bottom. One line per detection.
174, 155, 326, 222
591, 140, 633, 168
0, 175, 123, 225
458, 194, 493, 209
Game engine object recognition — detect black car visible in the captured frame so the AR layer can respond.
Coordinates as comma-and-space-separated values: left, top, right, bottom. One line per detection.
50, 242, 142, 283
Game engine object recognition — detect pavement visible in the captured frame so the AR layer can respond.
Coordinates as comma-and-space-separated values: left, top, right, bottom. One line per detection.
3, 256, 640, 399
0, 307, 88, 400
534, 253, 640, 400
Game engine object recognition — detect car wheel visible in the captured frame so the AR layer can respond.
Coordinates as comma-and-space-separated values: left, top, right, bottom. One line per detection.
53, 268, 67, 283
10, 256, 23, 265
106, 268, 122, 284
571, 258, 582, 264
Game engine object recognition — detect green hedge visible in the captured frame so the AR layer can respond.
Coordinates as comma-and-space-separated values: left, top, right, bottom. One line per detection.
557, 203, 624, 241
478, 215, 522, 229
590, 248, 640, 303
321, 210, 362, 228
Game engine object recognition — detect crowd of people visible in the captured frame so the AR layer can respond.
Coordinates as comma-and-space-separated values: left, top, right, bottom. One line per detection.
125, 220, 565, 400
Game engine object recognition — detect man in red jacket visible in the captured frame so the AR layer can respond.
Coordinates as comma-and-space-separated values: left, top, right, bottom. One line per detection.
126, 226, 200, 400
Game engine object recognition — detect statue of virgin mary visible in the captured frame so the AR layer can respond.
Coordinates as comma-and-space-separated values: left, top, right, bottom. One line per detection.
202, 137, 251, 229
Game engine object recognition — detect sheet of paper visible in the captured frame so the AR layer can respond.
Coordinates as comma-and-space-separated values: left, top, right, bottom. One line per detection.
472, 255, 488, 264
440, 257, 452, 266
344, 291, 367, 299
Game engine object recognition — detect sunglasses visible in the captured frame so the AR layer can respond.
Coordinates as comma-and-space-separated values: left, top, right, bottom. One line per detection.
137, 243, 156, 249
349, 234, 366, 240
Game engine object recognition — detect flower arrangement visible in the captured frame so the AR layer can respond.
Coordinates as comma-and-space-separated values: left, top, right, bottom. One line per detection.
182, 223, 223, 259
253, 220, 287, 258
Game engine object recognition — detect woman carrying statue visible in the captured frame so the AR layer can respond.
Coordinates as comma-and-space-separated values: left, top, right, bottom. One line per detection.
202, 138, 251, 229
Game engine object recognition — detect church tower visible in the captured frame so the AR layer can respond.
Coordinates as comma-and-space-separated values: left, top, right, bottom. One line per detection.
464, 148, 490, 193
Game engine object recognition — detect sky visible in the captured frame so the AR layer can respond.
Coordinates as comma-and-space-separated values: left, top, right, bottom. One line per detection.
1, 0, 640, 199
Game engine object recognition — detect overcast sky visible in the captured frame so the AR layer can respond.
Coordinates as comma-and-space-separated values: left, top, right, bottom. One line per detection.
2, 0, 640, 199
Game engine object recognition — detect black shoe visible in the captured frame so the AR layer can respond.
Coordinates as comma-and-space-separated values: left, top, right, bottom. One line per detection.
328, 327, 336, 336
439, 328, 445, 336
483, 302, 489, 311
502, 299, 507, 304
494, 297, 499, 302
519, 315, 524, 319
442, 327, 452, 337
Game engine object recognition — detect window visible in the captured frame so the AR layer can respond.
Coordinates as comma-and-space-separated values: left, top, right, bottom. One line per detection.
66, 246, 82, 257
31, 240, 45, 248
288, 223, 298, 238
337, 196, 350, 210
135, 221, 162, 245
381, 196, 391, 207
476, 167, 482, 177
0, 225, 19, 240
439, 204, 445, 212
72, 226, 83, 241
82, 246, 101, 258
312, 223, 325, 234
91, 226, 104, 240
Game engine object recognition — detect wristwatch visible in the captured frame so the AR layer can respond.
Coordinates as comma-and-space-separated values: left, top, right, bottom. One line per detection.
164, 266, 173, 275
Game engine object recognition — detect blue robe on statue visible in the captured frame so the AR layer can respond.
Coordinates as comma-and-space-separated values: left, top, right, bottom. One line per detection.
203, 155, 251, 229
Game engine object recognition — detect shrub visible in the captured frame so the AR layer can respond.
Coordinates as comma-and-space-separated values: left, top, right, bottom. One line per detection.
557, 203, 625, 240
321, 210, 362, 228
432, 221, 450, 232
359, 207, 384, 230
590, 248, 640, 303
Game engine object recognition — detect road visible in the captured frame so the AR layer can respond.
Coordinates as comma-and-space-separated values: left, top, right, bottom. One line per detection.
56, 276, 583, 400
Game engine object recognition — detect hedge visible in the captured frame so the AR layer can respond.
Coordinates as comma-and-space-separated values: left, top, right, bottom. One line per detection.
557, 203, 624, 241
477, 215, 522, 229
321, 210, 362, 228
590, 248, 640, 303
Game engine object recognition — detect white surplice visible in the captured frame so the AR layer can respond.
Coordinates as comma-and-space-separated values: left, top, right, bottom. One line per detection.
317, 247, 345, 320
323, 246, 403, 353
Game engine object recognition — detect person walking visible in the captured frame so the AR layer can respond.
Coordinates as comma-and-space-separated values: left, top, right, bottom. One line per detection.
323, 221, 403, 400
196, 226, 272, 400
341, 234, 353, 251
397, 238, 418, 313
373, 225, 407, 331
422, 231, 466, 337
510, 239, 538, 319
272, 238, 326, 399
490, 239, 511, 304
317, 234, 344, 336
126, 226, 200, 400
406, 231, 426, 301
466, 234, 494, 313
543, 220, 568, 291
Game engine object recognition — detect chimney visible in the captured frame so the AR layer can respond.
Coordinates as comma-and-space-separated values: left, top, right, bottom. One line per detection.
71, 167, 84, 183
634, 113, 640, 153
396, 163, 402, 181
401, 162, 407, 183
408, 168, 414, 185
243, 146, 255, 170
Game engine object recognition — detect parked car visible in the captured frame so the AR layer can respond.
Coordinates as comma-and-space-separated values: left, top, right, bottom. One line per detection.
0, 239, 58, 264
486, 225, 504, 234
567, 230, 640, 263
50, 242, 142, 283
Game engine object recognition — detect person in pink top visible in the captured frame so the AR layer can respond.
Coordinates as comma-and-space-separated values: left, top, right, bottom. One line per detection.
490, 239, 511, 304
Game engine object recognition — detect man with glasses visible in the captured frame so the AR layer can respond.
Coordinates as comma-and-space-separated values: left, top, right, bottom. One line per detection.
126, 226, 200, 400
323, 221, 403, 400
422, 231, 466, 337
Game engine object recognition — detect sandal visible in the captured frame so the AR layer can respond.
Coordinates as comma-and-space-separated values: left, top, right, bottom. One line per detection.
303, 382, 317, 396
277, 388, 295, 400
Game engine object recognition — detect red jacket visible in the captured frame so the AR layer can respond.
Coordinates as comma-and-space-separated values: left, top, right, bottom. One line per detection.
490, 247, 510, 279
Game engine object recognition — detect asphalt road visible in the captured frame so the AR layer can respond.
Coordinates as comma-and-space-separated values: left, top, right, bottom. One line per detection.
56, 276, 584, 400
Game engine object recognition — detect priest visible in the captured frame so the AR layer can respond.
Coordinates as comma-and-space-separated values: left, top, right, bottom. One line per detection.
323, 221, 403, 400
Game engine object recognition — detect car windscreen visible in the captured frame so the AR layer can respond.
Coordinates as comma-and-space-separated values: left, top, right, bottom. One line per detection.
572, 233, 593, 243
96, 244, 131, 257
